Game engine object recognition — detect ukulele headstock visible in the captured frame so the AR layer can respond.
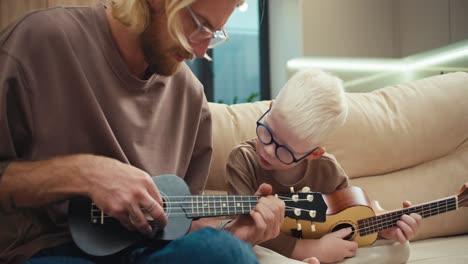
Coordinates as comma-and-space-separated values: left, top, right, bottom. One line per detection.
457, 183, 468, 207
279, 187, 327, 222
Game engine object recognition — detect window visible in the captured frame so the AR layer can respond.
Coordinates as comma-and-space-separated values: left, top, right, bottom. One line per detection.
187, 0, 270, 104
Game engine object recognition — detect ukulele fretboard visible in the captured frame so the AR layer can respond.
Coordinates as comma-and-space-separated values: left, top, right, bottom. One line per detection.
90, 195, 261, 224
184, 195, 260, 218
358, 196, 458, 236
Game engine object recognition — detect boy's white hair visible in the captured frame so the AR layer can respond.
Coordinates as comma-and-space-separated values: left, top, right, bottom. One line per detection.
105, 0, 245, 54
272, 68, 348, 146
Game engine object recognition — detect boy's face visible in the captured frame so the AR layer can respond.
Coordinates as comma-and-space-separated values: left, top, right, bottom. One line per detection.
255, 108, 319, 171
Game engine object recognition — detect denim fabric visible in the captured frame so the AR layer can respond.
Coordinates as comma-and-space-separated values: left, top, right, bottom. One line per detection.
24, 227, 258, 264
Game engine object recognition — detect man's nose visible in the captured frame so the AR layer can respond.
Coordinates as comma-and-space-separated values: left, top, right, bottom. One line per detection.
191, 38, 211, 58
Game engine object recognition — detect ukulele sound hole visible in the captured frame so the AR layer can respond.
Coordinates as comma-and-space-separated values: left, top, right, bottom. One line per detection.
331, 223, 355, 240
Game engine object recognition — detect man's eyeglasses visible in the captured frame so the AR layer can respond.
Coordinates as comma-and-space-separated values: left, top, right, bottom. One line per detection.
187, 6, 229, 49
256, 108, 318, 165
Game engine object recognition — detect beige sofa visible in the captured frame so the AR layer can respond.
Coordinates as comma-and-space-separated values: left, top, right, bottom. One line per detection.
205, 72, 468, 263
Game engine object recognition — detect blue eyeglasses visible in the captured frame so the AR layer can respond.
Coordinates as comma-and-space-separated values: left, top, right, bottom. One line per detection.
256, 108, 318, 165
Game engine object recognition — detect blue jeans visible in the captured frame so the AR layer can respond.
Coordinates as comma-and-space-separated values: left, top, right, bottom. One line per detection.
24, 228, 258, 264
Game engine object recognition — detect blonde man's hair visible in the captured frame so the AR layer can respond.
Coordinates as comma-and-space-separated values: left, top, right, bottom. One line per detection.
272, 69, 348, 146
106, 0, 245, 53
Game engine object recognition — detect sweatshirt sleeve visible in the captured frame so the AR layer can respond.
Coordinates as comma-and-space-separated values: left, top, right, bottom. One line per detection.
0, 49, 34, 211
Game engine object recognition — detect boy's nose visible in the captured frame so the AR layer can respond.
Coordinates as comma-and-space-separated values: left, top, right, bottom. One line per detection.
263, 143, 276, 159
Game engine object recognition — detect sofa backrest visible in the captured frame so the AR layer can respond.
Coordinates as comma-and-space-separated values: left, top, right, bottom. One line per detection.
207, 72, 468, 240
208, 72, 468, 187
207, 101, 269, 191
325, 71, 468, 178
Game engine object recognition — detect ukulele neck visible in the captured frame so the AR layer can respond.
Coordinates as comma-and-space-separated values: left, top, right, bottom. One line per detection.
181, 195, 260, 218
358, 195, 458, 236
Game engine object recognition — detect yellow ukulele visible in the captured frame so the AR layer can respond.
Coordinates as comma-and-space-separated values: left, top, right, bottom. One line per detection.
281, 183, 468, 247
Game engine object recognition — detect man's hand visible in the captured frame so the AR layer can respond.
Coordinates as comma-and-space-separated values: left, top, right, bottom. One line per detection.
378, 201, 422, 243
224, 183, 285, 245
82, 155, 168, 236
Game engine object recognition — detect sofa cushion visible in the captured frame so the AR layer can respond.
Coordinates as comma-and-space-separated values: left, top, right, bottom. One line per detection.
207, 101, 269, 191
408, 235, 468, 263
324, 72, 468, 178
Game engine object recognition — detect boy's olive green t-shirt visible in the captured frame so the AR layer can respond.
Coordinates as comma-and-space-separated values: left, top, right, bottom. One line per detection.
226, 138, 349, 257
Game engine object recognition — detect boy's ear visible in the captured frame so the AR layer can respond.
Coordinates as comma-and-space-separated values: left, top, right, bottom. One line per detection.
306, 147, 325, 160
269, 100, 274, 108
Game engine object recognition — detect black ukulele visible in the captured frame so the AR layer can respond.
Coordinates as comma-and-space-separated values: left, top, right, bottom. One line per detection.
68, 174, 328, 256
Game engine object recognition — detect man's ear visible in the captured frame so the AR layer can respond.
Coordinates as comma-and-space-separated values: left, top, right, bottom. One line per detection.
306, 147, 325, 160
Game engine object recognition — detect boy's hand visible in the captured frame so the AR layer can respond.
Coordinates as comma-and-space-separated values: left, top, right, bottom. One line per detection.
224, 183, 285, 245
302, 257, 320, 264
378, 201, 422, 243
317, 228, 358, 263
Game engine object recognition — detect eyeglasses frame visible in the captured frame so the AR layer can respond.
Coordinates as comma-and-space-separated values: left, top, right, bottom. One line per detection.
256, 108, 318, 165
186, 6, 229, 49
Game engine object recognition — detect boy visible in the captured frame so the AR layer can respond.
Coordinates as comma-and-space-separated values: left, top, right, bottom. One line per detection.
226, 69, 422, 263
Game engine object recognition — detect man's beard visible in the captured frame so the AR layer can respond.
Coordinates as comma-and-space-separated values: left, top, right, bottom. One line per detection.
140, 16, 193, 77
140, 28, 180, 77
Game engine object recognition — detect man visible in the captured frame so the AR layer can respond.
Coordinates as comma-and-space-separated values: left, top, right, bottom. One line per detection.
0, 0, 285, 263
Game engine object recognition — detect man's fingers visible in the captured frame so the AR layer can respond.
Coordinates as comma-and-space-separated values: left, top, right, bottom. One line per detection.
254, 202, 275, 227
255, 183, 272, 196
119, 212, 135, 232
143, 197, 167, 229
128, 205, 152, 236
146, 178, 164, 207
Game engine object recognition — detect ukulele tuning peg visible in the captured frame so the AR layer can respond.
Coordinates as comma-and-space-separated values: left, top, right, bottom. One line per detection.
306, 194, 314, 202
292, 194, 299, 202
311, 224, 316, 232
301, 186, 311, 192
309, 210, 316, 218
290, 187, 295, 193
294, 208, 301, 216
297, 222, 302, 231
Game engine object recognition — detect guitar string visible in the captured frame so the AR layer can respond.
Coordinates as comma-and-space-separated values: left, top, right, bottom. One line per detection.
88, 198, 468, 229
360, 198, 466, 231
87, 194, 311, 202
89, 196, 314, 208
91, 205, 313, 219
357, 196, 467, 235
90, 198, 316, 215
87, 196, 468, 223
89, 196, 466, 211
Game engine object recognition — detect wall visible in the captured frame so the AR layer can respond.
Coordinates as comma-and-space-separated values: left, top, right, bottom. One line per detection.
268, 0, 304, 96
269, 0, 468, 96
